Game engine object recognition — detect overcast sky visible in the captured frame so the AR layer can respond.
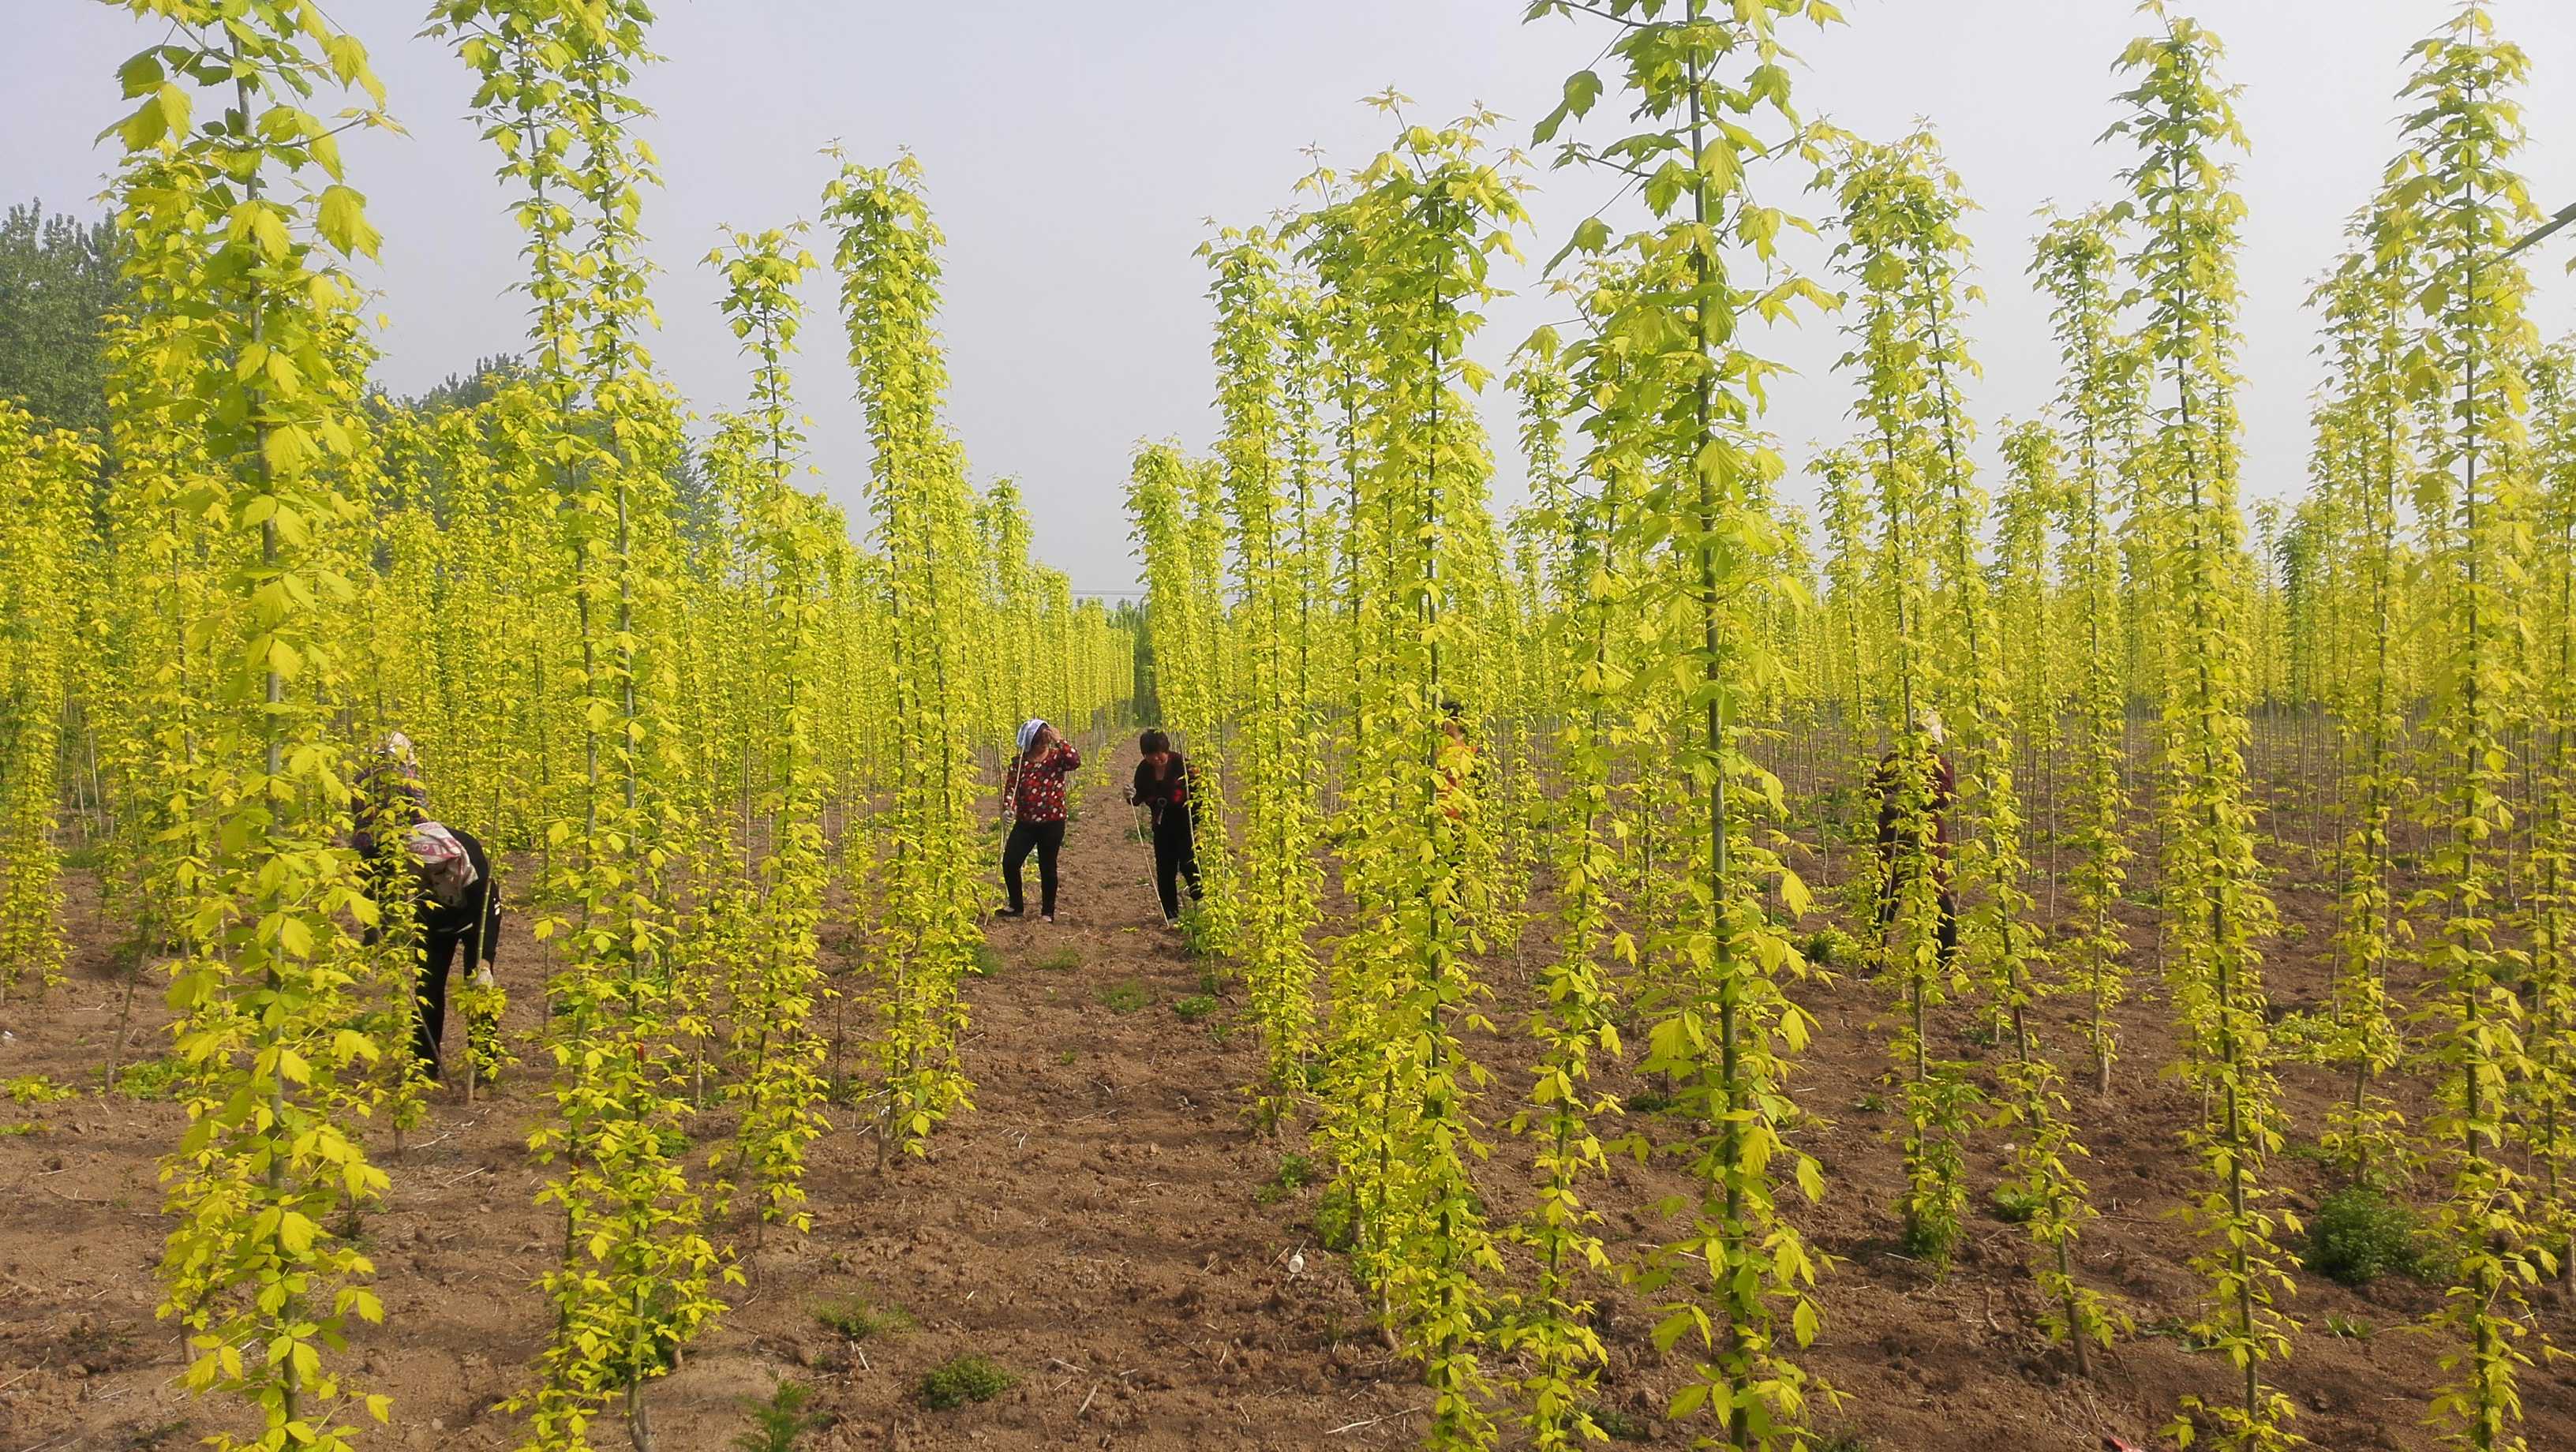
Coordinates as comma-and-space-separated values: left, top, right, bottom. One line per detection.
9, 2, 2575, 594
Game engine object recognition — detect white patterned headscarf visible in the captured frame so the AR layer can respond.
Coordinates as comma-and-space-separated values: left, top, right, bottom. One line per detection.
1017, 718, 1049, 756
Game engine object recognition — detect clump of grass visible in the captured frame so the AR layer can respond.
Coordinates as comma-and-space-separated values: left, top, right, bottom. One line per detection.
1623, 1087, 1674, 1115
915, 1355, 1013, 1410
112, 1057, 186, 1102
2307, 1185, 2427, 1286
1098, 982, 1148, 1015
1, 1122, 43, 1137
1055, 1050, 1077, 1067
1586, 1405, 1657, 1443
2142, 1315, 2218, 1352
6, 1075, 77, 1104
2323, 1312, 2376, 1341
1897, 1215, 1960, 1265
813, 1295, 912, 1342
732, 1379, 833, 1452
968, 944, 1005, 977
2267, 1009, 2339, 1065
1173, 993, 1217, 1022
1035, 945, 1082, 972
1988, 1184, 2043, 1226
2279, 1136, 2338, 1169
1799, 926, 1861, 969
1256, 1152, 1314, 1205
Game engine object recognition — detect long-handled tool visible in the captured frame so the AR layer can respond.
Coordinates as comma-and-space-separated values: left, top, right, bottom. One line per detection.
1131, 795, 1168, 924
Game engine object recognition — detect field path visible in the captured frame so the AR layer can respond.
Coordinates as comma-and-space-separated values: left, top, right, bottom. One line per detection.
807, 742, 1398, 1448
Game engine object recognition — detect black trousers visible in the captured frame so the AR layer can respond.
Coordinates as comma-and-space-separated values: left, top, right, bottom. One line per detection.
412, 922, 482, 1079
373, 827, 500, 1082
1875, 859, 1959, 964
1152, 810, 1202, 922
1004, 819, 1065, 916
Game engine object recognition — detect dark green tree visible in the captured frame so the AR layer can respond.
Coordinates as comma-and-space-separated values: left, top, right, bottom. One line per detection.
0, 201, 128, 435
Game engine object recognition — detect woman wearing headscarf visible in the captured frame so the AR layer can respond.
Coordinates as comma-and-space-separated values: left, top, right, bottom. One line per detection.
1000, 718, 1081, 922
1125, 728, 1201, 927
354, 732, 502, 1080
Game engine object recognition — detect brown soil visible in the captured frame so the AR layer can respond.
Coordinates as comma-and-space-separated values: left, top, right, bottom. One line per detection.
3, 739, 2573, 1452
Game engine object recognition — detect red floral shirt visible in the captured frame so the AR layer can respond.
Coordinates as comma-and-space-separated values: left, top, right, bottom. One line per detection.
1005, 743, 1081, 824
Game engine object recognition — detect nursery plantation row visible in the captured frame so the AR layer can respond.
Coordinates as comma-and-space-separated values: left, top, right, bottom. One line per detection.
3, 0, 2576, 1450
2, 0, 1138, 1448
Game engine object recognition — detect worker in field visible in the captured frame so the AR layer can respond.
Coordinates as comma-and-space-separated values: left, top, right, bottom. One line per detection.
351, 730, 429, 852
1435, 700, 1477, 821
1001, 717, 1081, 922
1873, 709, 1958, 964
354, 732, 503, 1082
1126, 728, 1202, 928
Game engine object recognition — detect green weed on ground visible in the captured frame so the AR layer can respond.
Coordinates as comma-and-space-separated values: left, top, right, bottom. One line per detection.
813, 1295, 912, 1342
916, 1356, 1013, 1410
1255, 1152, 1314, 1205
732, 1379, 832, 1452
1988, 1184, 2043, 1225
1586, 1405, 1657, 1443
2323, 1312, 2376, 1341
2307, 1186, 2429, 1285
6, 1075, 77, 1104
113, 1057, 186, 1101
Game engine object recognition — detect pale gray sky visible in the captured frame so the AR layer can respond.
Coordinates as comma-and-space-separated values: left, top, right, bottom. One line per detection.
9, 2, 2575, 593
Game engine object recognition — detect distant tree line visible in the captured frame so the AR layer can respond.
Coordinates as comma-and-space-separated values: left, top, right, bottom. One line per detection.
0, 200, 126, 436
2, 199, 727, 534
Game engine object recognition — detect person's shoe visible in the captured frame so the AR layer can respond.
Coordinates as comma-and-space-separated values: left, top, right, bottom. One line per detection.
1163, 915, 1181, 929
996, 907, 1024, 919
1042, 913, 1056, 925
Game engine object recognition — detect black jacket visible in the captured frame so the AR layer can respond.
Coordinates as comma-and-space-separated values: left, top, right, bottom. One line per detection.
368, 827, 500, 960
425, 829, 502, 956
1131, 753, 1196, 830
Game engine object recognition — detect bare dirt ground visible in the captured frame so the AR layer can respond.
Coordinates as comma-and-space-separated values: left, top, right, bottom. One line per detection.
3, 739, 2573, 1451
